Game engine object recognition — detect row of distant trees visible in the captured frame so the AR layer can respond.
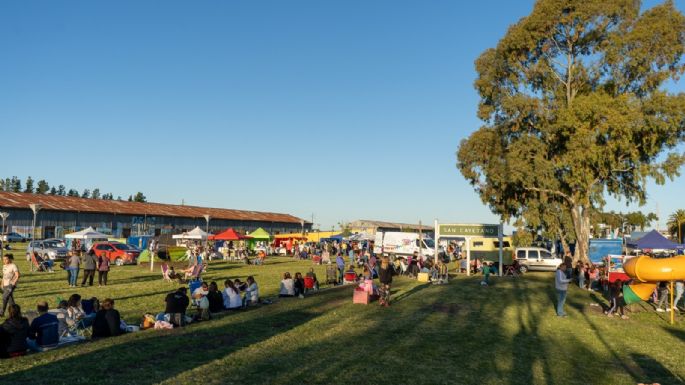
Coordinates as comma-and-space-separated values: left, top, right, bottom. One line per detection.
0, 176, 147, 203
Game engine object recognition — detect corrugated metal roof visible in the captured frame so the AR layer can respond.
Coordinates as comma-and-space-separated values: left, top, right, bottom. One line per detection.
0, 191, 303, 223
351, 219, 433, 231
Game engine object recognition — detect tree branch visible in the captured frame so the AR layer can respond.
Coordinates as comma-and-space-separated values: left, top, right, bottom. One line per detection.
523, 186, 574, 204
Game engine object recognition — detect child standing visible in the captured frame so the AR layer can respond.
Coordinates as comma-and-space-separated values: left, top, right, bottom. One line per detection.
577, 263, 586, 289
605, 279, 628, 319
656, 281, 670, 312
481, 262, 492, 286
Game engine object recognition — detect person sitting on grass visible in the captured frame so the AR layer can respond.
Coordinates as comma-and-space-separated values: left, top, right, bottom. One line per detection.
222, 280, 242, 310
244, 276, 259, 307
48, 300, 69, 337
234, 278, 248, 292
92, 298, 123, 339
27, 301, 59, 352
66, 294, 95, 330
164, 287, 190, 327
206, 282, 224, 313
192, 282, 209, 300
0, 304, 29, 358
294, 272, 305, 299
279, 272, 295, 297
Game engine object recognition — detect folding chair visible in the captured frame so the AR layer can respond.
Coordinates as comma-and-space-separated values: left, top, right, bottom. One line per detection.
343, 272, 357, 285
304, 276, 316, 293
31, 253, 52, 272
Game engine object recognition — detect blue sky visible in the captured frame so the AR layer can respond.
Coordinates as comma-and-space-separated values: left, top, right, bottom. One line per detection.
1, 0, 683, 231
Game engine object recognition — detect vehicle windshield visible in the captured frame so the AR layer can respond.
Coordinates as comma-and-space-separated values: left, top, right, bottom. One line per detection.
423, 239, 435, 248
114, 243, 134, 250
44, 240, 65, 248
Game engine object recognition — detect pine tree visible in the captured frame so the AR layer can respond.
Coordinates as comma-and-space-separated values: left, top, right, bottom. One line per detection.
49, 187, 57, 195
36, 180, 50, 194
10, 176, 21, 192
57, 185, 66, 196
3, 178, 10, 192
133, 192, 147, 203
24, 177, 34, 193
81, 189, 90, 199
91, 188, 101, 199
67, 189, 79, 197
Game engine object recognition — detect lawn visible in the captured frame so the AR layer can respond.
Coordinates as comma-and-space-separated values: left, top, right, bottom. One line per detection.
1, 244, 684, 385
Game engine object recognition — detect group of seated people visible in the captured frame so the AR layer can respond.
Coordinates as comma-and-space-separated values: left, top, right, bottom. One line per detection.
278, 269, 319, 298
158, 276, 260, 327
0, 294, 129, 358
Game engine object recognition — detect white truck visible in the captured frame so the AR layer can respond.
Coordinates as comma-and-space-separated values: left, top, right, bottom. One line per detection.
373, 231, 435, 258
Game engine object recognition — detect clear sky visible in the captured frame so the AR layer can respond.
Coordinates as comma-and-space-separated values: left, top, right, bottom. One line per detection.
1, 0, 683, 231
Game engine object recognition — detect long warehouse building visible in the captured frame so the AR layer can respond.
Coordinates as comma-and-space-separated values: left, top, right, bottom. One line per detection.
0, 191, 310, 239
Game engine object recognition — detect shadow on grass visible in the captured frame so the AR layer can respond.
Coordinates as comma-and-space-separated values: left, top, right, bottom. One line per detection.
0, 286, 351, 385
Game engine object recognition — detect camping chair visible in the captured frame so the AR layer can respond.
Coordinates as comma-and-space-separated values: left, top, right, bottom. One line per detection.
343, 272, 357, 285
325, 265, 338, 285
184, 264, 202, 282
189, 280, 203, 307
304, 276, 316, 293
312, 255, 321, 265
161, 263, 172, 282
503, 264, 519, 277
31, 253, 52, 272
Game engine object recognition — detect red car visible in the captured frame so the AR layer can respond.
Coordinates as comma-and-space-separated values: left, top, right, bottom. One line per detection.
91, 242, 141, 266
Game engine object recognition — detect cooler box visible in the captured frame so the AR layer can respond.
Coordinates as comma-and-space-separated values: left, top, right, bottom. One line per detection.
417, 272, 430, 282
353, 288, 370, 304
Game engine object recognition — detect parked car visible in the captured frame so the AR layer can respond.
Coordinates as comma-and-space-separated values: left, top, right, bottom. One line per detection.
514, 247, 562, 273
26, 239, 69, 261
91, 242, 141, 266
2, 232, 27, 243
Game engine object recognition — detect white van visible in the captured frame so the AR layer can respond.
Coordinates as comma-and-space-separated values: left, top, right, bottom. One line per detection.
373, 232, 435, 258
514, 247, 561, 272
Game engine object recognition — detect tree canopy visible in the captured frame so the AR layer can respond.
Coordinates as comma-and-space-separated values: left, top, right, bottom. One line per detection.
458, 0, 685, 261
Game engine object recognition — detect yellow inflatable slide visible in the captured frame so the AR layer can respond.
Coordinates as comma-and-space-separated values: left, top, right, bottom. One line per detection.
623, 255, 685, 304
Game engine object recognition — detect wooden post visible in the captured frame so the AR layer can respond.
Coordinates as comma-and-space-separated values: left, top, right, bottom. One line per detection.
671, 281, 675, 325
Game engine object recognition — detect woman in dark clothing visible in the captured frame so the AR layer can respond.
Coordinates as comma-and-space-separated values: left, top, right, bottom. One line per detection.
1, 304, 29, 357
377, 257, 395, 307
92, 298, 122, 339
206, 282, 224, 313
293, 272, 305, 298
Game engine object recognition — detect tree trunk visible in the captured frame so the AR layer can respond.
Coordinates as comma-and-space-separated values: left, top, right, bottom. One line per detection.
571, 204, 591, 263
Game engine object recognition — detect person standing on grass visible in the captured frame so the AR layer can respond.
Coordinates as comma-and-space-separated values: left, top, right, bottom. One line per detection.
577, 262, 586, 289
81, 250, 97, 287
655, 281, 670, 312
1, 254, 20, 318
66, 253, 80, 288
555, 263, 572, 317
97, 251, 110, 286
378, 256, 395, 307
672, 280, 684, 312
563, 252, 573, 279
336, 253, 345, 284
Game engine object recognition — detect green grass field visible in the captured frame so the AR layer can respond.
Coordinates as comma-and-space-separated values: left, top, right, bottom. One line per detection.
1, 244, 684, 385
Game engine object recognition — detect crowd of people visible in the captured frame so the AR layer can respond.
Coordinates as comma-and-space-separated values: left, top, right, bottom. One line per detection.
554, 252, 685, 319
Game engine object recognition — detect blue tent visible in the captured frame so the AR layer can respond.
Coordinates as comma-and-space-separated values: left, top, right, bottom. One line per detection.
320, 233, 344, 243
627, 230, 682, 250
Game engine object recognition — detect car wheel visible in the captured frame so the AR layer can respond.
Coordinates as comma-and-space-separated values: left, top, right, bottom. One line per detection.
519, 265, 529, 274
114, 257, 124, 266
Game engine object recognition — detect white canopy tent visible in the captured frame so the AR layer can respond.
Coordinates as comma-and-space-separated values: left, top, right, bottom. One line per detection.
65, 227, 110, 240
348, 232, 374, 241
172, 226, 209, 240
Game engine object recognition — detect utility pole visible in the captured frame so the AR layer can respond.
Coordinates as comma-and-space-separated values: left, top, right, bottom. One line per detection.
29, 204, 41, 241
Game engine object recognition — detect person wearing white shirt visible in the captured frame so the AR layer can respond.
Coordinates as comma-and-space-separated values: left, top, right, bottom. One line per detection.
279, 272, 295, 297
222, 280, 242, 310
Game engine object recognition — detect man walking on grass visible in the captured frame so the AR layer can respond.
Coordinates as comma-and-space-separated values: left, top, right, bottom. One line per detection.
555, 263, 572, 317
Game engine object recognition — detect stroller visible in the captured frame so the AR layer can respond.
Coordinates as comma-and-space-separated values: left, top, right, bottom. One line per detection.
325, 265, 338, 285
30, 253, 53, 272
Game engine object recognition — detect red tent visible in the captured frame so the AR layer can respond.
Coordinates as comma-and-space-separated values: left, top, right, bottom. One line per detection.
209, 228, 250, 241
